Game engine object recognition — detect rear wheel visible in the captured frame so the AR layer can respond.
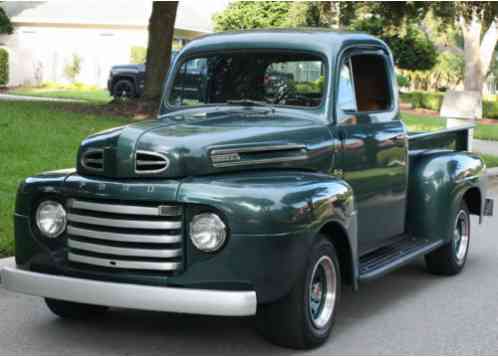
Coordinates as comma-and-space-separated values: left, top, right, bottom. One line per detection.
112, 79, 135, 99
425, 201, 470, 275
45, 298, 108, 319
257, 235, 341, 349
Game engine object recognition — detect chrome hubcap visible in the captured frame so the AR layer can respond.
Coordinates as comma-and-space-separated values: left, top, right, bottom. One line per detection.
308, 256, 337, 329
454, 210, 469, 265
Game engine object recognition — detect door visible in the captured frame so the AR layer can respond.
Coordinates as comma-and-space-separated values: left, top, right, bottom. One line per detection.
332, 51, 408, 254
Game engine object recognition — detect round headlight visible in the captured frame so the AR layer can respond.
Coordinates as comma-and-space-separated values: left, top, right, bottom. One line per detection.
35, 200, 67, 238
190, 213, 227, 252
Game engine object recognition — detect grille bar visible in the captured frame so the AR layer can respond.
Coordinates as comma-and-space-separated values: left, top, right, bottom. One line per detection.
68, 239, 182, 258
67, 199, 181, 217
68, 253, 181, 271
67, 213, 182, 230
67, 226, 181, 244
66, 199, 183, 273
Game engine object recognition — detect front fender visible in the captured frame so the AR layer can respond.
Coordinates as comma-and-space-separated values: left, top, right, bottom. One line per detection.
176, 171, 355, 302
407, 151, 485, 242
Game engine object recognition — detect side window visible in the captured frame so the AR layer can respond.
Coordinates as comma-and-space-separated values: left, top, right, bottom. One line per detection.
350, 54, 391, 112
337, 61, 357, 113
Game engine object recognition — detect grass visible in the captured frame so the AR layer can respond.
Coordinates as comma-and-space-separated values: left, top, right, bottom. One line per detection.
9, 87, 112, 104
0, 101, 129, 257
401, 112, 498, 142
480, 154, 498, 169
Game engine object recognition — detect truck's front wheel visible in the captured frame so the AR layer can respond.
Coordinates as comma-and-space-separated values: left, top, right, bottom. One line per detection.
425, 201, 471, 275
45, 298, 109, 319
257, 235, 341, 349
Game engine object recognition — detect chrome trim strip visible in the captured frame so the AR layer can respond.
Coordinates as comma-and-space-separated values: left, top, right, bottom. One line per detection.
67, 226, 182, 244
68, 239, 182, 258
0, 263, 257, 316
67, 199, 181, 217
68, 253, 181, 271
211, 144, 306, 155
212, 155, 308, 168
67, 214, 182, 230
135, 150, 170, 174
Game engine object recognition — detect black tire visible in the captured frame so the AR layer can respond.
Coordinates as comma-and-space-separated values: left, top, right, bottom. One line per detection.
45, 298, 109, 319
257, 235, 341, 349
425, 201, 471, 275
112, 79, 135, 98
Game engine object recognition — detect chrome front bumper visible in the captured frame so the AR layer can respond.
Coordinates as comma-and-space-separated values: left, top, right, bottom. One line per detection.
0, 262, 257, 317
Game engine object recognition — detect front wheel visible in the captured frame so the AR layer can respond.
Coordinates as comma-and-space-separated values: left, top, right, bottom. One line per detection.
257, 235, 341, 349
425, 201, 471, 275
45, 298, 109, 319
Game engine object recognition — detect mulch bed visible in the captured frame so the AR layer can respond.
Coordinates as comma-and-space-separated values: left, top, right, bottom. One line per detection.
400, 102, 498, 126
48, 99, 159, 120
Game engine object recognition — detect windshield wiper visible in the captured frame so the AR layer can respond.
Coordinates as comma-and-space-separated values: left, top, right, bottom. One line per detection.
226, 99, 269, 107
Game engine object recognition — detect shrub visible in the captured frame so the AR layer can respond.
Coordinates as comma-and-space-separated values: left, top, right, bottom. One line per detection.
401, 91, 498, 119
0, 48, 8, 85
130, 46, 147, 64
64, 54, 82, 83
397, 74, 411, 89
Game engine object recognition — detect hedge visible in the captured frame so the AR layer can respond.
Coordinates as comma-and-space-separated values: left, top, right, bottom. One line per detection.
0, 48, 8, 86
401, 91, 498, 119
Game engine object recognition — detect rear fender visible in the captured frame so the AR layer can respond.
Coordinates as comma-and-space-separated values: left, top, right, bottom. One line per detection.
407, 151, 485, 242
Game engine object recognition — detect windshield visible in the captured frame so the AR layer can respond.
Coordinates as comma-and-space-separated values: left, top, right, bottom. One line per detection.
166, 51, 326, 109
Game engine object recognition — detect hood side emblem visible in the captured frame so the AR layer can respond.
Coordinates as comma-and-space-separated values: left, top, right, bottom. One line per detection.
210, 144, 307, 168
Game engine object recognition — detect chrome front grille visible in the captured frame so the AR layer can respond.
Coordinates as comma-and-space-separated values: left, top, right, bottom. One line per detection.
135, 151, 169, 174
66, 198, 183, 272
81, 149, 104, 172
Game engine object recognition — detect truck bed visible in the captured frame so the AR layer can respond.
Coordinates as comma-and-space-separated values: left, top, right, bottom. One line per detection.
408, 124, 474, 153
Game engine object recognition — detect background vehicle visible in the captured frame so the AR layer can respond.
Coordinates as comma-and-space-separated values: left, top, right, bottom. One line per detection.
1, 30, 493, 350
107, 51, 178, 99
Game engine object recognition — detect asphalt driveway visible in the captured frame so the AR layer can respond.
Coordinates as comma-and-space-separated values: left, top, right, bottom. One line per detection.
1, 189, 497, 355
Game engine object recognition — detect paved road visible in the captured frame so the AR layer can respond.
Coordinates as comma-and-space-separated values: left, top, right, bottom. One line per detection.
1, 191, 498, 355
474, 139, 498, 156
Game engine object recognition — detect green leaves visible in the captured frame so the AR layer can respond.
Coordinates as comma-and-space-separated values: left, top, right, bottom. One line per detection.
0, 48, 8, 85
213, 2, 290, 31
0, 4, 13, 34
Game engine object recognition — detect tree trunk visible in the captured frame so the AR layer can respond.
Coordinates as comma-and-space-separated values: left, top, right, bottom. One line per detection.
461, 16, 483, 93
143, 1, 178, 104
480, 21, 498, 85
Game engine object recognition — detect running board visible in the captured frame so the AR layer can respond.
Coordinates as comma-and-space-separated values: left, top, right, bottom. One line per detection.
358, 237, 444, 282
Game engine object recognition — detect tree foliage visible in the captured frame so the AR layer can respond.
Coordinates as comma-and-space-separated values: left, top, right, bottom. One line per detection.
351, 17, 438, 71
0, 3, 13, 34
213, 2, 290, 31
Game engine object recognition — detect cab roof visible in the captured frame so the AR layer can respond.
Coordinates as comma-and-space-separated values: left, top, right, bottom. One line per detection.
180, 29, 387, 57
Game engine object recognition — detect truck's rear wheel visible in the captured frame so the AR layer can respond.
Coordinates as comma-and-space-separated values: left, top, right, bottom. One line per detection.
45, 298, 108, 319
257, 235, 341, 349
425, 201, 470, 275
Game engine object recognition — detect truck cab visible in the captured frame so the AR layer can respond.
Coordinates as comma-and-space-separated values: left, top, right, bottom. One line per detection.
1, 30, 493, 349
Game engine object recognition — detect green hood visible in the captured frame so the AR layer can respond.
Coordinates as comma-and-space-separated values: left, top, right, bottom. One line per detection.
77, 109, 334, 179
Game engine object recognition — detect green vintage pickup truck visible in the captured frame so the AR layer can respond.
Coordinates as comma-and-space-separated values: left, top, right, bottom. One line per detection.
1, 30, 494, 349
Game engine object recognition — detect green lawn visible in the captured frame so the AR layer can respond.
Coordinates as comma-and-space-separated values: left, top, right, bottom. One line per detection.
0, 101, 129, 256
401, 112, 498, 142
9, 88, 113, 104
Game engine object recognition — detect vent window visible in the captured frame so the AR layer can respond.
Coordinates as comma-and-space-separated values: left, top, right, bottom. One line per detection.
135, 151, 169, 174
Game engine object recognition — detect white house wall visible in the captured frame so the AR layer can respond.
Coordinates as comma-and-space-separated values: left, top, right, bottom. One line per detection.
1, 25, 150, 87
